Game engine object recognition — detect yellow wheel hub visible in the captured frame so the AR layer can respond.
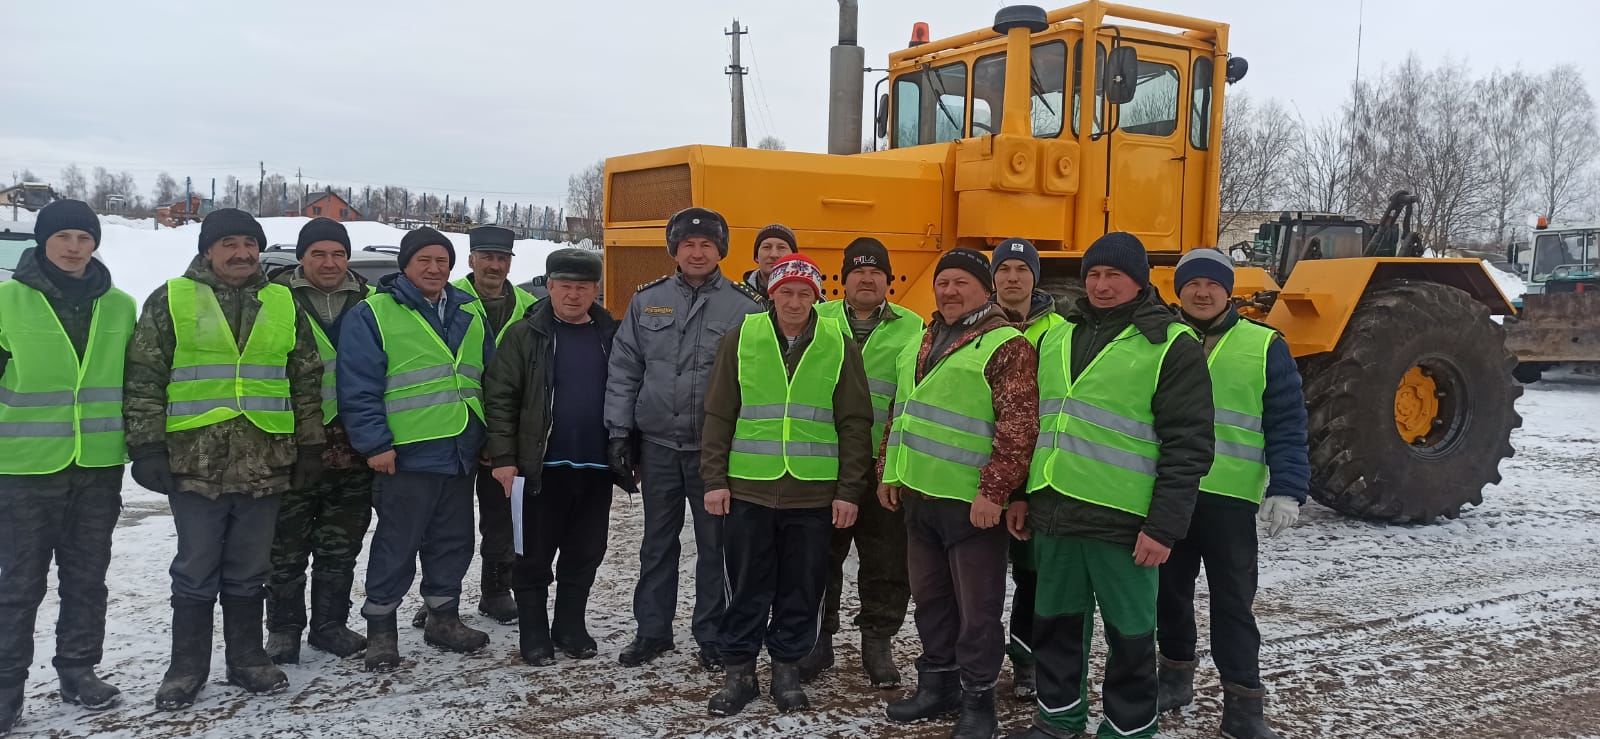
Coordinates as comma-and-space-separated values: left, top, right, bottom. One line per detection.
1395, 366, 1440, 444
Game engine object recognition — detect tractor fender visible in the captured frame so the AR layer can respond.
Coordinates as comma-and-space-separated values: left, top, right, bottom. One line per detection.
1261, 258, 1516, 358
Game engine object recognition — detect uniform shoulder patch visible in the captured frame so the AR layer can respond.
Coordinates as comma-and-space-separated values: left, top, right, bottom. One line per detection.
730, 280, 764, 303
635, 275, 671, 293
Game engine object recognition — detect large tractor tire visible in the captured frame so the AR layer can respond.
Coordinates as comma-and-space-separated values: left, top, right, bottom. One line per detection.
1038, 274, 1085, 316
1298, 280, 1522, 523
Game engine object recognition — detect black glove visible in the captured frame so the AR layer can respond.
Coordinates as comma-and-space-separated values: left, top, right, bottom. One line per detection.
609, 437, 639, 495
291, 446, 325, 490
131, 451, 176, 495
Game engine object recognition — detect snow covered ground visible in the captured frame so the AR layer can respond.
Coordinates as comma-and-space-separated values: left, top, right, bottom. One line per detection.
0, 211, 567, 301
6, 373, 1598, 737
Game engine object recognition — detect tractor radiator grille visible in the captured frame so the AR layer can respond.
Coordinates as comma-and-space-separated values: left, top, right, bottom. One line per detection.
608, 164, 692, 222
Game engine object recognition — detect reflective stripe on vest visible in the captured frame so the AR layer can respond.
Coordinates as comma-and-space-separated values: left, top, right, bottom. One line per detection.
304, 284, 371, 423
882, 325, 1021, 502
366, 293, 486, 446
166, 278, 296, 434
1028, 320, 1193, 516
815, 300, 923, 456
0, 280, 136, 474
453, 277, 537, 346
1199, 320, 1275, 503
727, 312, 846, 481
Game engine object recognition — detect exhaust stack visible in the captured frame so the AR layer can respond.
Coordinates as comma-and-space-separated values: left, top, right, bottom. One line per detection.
827, 0, 865, 155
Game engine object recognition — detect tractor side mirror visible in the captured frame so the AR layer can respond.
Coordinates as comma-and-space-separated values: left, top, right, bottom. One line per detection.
875, 93, 890, 140
1104, 46, 1139, 105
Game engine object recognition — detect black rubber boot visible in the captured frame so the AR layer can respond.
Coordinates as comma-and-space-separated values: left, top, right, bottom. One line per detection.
477, 563, 519, 625
423, 603, 490, 654
706, 659, 758, 716
57, 667, 121, 710
155, 597, 214, 710
1220, 682, 1282, 739
550, 584, 597, 659
797, 635, 834, 683
771, 660, 810, 713
1011, 658, 1036, 701
1157, 655, 1196, 713
886, 667, 961, 723
264, 583, 304, 665
697, 642, 724, 672
618, 636, 675, 667
516, 588, 554, 666
0, 683, 22, 736
306, 573, 366, 658
951, 686, 998, 738
861, 636, 901, 688
221, 596, 288, 695
363, 613, 400, 672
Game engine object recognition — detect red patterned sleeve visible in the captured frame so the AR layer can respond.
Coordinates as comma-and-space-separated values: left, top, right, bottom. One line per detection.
979, 335, 1039, 506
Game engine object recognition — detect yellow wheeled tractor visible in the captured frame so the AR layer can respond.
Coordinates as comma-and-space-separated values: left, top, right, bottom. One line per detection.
601, 1, 1521, 523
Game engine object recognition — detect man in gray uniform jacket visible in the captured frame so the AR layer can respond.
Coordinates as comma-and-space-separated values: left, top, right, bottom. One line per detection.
605, 207, 763, 671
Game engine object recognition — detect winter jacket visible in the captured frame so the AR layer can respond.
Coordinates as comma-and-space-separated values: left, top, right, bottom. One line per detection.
742, 268, 769, 300
700, 309, 875, 509
877, 303, 1039, 507
1029, 287, 1212, 548
0, 247, 115, 379
337, 272, 494, 476
604, 269, 764, 451
1182, 305, 1310, 506
483, 298, 621, 488
123, 255, 326, 499
271, 265, 370, 470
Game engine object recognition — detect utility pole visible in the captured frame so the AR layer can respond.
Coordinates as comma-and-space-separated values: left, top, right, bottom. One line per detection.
726, 19, 749, 148
296, 167, 304, 216
258, 161, 265, 217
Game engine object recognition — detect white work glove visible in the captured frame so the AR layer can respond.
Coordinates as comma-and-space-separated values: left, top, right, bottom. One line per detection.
1257, 496, 1300, 538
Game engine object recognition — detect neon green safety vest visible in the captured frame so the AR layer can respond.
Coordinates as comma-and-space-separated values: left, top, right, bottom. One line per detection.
815, 300, 923, 455
366, 292, 486, 446
0, 280, 136, 474
1023, 312, 1065, 347
453, 277, 536, 345
1198, 319, 1275, 503
166, 278, 297, 434
304, 284, 371, 423
1028, 320, 1194, 516
727, 312, 846, 481
883, 324, 1022, 502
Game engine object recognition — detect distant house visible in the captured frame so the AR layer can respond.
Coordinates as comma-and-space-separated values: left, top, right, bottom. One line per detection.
0, 182, 56, 211
290, 191, 362, 222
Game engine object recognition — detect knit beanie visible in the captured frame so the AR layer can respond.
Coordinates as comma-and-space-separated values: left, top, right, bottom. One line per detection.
842, 237, 892, 280
1080, 231, 1150, 288
398, 227, 456, 270
665, 207, 729, 257
295, 217, 351, 259
767, 253, 823, 298
198, 208, 267, 255
935, 248, 994, 292
33, 199, 101, 250
1174, 248, 1236, 294
752, 224, 799, 259
992, 237, 1041, 280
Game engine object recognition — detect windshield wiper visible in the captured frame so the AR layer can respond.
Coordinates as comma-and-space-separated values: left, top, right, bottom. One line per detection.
923, 67, 964, 138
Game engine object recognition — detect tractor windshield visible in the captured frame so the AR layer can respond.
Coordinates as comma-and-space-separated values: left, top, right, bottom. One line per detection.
893, 61, 968, 147
1530, 231, 1596, 284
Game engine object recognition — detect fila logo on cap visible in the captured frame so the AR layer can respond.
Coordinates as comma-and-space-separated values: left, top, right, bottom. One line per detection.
854, 255, 878, 266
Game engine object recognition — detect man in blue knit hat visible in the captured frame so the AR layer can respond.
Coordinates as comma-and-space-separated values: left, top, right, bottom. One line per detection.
1152, 248, 1306, 739
1007, 232, 1212, 739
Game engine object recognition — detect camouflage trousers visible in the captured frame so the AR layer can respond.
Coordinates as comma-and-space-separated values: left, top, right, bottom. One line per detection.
268, 466, 374, 589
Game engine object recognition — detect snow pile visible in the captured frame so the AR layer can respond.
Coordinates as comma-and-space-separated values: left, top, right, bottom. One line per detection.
3, 212, 567, 300
1483, 259, 1527, 302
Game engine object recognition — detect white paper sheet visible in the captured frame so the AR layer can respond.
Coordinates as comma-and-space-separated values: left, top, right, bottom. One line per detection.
511, 476, 526, 556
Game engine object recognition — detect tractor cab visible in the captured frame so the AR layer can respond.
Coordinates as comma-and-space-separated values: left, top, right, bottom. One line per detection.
1510, 224, 1599, 296
1243, 191, 1426, 285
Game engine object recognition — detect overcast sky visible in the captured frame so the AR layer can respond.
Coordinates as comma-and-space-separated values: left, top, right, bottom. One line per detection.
5, 0, 1598, 209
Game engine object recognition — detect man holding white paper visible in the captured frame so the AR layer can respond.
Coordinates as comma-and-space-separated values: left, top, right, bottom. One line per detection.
483, 248, 620, 667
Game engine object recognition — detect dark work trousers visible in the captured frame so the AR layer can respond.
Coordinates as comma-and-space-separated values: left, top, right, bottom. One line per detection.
362, 471, 475, 614
822, 467, 909, 640
717, 499, 832, 664
1008, 537, 1038, 666
904, 492, 1009, 690
269, 466, 374, 588
634, 441, 724, 646
168, 490, 282, 602
512, 465, 613, 593
1156, 498, 1263, 689
475, 464, 514, 569
0, 467, 122, 688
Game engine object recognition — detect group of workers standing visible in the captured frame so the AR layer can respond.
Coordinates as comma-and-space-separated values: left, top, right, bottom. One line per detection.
0, 198, 1308, 739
